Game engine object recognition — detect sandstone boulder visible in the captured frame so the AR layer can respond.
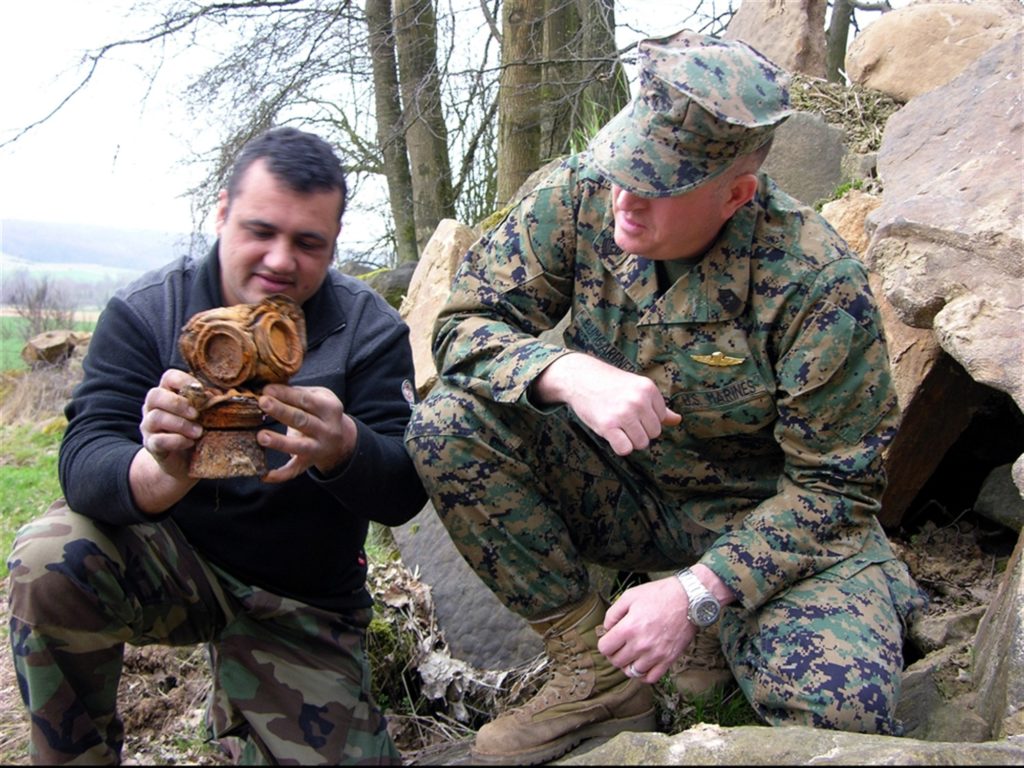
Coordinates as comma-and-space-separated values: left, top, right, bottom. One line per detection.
846, 1, 1022, 101
724, 0, 826, 77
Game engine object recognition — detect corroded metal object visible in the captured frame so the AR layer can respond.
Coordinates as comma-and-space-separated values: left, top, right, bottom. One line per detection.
178, 294, 306, 478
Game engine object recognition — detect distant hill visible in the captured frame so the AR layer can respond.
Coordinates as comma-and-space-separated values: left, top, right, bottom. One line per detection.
1, 219, 206, 277
0, 219, 381, 304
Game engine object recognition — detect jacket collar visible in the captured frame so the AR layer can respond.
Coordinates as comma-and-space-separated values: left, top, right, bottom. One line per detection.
594, 184, 759, 324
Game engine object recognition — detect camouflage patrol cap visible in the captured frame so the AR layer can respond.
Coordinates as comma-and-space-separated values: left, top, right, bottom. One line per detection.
589, 29, 792, 197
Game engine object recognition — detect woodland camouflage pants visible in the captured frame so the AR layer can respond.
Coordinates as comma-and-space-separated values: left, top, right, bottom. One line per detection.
6, 499, 400, 765
405, 385, 928, 736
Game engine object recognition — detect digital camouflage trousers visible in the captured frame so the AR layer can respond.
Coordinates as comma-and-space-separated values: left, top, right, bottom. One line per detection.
405, 385, 928, 736
6, 499, 400, 765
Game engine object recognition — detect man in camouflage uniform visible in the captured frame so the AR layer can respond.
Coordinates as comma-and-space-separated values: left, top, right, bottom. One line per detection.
405, 30, 927, 765
7, 127, 426, 764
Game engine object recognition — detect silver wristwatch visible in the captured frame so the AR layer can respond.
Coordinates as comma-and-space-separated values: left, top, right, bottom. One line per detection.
676, 568, 721, 628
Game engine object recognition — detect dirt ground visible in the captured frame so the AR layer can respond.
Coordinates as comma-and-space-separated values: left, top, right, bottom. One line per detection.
0, 506, 1013, 765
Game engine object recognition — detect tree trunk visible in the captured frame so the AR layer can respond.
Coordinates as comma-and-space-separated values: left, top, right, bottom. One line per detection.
540, 0, 580, 162
497, 0, 544, 204
366, 0, 419, 265
394, 0, 455, 253
577, 0, 628, 136
500, 0, 628, 202
826, 0, 853, 83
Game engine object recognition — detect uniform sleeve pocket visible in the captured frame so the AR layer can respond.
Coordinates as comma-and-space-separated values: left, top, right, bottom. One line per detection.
776, 301, 892, 445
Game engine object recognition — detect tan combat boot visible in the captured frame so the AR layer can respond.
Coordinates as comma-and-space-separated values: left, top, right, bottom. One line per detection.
470, 593, 655, 765
669, 621, 734, 697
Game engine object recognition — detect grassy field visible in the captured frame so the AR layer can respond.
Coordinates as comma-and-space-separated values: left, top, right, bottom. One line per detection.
0, 315, 97, 372
0, 421, 63, 562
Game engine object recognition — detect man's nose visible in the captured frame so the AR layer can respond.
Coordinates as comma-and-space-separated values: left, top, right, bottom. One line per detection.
613, 186, 644, 210
264, 237, 296, 270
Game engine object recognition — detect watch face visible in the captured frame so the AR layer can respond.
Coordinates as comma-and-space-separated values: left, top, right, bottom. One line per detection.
691, 596, 720, 627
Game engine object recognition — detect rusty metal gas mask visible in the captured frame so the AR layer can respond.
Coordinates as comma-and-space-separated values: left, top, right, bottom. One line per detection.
178, 294, 306, 478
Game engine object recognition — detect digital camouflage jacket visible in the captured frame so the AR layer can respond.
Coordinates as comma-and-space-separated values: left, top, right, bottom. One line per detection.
432, 153, 901, 611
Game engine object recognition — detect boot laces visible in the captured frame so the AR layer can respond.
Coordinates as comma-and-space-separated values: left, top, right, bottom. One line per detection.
676, 624, 727, 672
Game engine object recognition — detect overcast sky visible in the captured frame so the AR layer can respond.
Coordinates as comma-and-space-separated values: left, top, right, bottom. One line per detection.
0, 1, 866, 247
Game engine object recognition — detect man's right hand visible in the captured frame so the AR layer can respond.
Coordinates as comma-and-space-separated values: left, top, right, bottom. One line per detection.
530, 352, 681, 456
131, 369, 203, 513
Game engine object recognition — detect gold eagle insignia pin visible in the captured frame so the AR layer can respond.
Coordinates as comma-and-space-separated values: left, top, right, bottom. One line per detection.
691, 350, 745, 367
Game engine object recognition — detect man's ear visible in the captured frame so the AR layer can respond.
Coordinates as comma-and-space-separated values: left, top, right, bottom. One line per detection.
215, 189, 230, 234
724, 173, 759, 218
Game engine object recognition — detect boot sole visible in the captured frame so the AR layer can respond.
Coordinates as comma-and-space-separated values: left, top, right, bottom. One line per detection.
469, 707, 656, 766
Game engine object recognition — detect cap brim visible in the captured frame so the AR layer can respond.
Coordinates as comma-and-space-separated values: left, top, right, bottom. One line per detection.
587, 104, 735, 198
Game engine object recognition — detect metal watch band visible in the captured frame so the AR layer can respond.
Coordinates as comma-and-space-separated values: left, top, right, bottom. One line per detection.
675, 567, 721, 627
676, 568, 709, 601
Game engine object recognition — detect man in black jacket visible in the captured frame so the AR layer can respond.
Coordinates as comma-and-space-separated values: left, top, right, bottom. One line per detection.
7, 127, 426, 764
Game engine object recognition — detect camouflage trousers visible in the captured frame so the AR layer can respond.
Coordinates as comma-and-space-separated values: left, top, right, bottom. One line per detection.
6, 499, 400, 766
405, 385, 928, 736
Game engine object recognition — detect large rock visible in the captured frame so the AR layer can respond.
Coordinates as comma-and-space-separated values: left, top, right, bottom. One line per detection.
846, 1, 1023, 102
820, 188, 881, 257
865, 32, 1023, 415
821, 190, 979, 526
392, 503, 543, 670
364, 259, 418, 310
975, 464, 1024, 533
973, 531, 1024, 737
763, 111, 848, 208
20, 329, 91, 368
724, 0, 826, 78
399, 219, 478, 398
558, 724, 1024, 765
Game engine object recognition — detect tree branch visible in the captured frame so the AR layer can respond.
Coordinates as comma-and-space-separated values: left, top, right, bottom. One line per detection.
1, 0, 307, 149
848, 0, 892, 11
478, 0, 501, 44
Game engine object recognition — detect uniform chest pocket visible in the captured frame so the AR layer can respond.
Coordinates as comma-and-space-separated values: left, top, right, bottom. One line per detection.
668, 378, 778, 440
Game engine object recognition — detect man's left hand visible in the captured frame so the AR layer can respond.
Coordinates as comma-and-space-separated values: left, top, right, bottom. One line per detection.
597, 577, 695, 684
598, 565, 735, 684
256, 383, 357, 483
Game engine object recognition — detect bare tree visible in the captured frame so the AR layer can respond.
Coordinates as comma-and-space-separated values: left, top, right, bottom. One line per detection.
394, 0, 457, 252
3, 274, 78, 340
3, 1, 724, 264
497, 0, 544, 203
496, 0, 629, 204
367, 0, 419, 264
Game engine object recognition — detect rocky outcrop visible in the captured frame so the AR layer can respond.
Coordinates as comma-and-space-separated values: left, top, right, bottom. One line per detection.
398, 219, 478, 399
974, 532, 1024, 738
393, 501, 543, 669
762, 111, 847, 208
724, 0, 827, 78
556, 725, 1024, 765
821, 191, 986, 526
865, 32, 1023, 429
846, 1, 1023, 102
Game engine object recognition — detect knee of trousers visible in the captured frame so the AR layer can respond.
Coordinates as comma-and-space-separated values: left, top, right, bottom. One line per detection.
743, 654, 901, 734
723, 581, 905, 735
7, 500, 125, 626
405, 385, 529, 477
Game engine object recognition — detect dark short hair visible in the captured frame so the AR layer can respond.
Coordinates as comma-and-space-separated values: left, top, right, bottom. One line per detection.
226, 127, 348, 220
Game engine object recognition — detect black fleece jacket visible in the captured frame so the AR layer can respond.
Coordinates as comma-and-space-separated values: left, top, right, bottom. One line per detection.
59, 245, 426, 611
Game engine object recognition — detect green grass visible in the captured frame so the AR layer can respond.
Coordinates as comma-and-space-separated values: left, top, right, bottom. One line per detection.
0, 318, 28, 372
0, 419, 64, 766
0, 422, 64, 563
655, 678, 762, 734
